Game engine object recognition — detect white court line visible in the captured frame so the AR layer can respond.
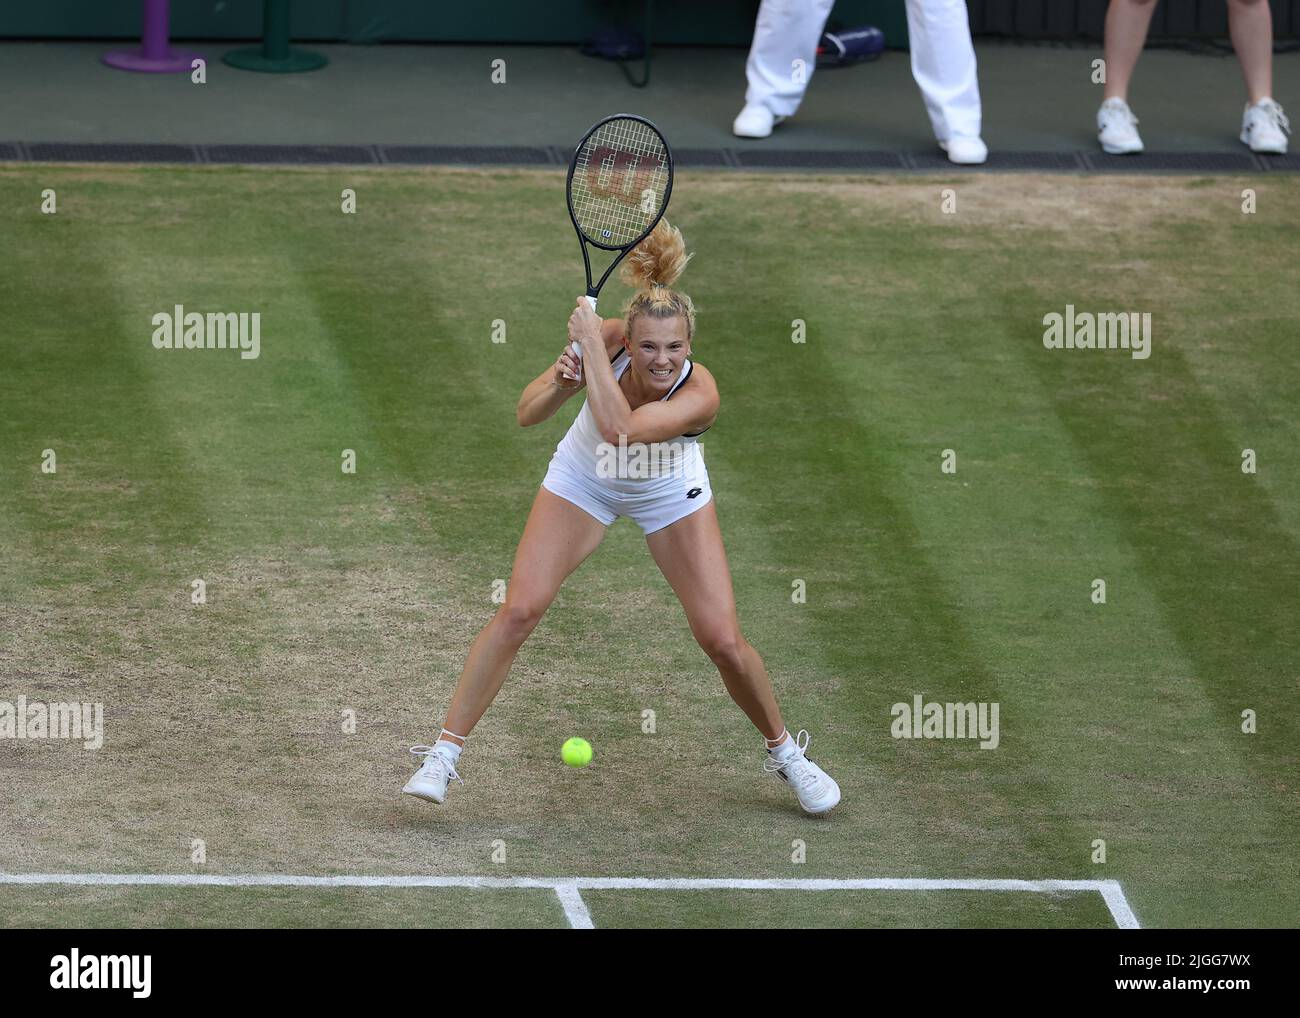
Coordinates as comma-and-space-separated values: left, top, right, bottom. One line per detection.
0, 873, 1140, 929
552, 882, 595, 929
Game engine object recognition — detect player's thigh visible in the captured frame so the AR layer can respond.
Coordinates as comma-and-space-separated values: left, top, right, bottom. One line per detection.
505, 486, 608, 621
644, 502, 741, 655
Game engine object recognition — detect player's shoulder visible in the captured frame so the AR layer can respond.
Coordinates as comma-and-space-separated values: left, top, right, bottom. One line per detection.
679, 360, 718, 434
684, 360, 717, 398
602, 318, 628, 360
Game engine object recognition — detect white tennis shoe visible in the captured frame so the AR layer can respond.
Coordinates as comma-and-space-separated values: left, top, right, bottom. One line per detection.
1241, 98, 1290, 154
402, 744, 462, 804
764, 730, 841, 815
1097, 97, 1144, 155
940, 136, 988, 165
733, 103, 786, 139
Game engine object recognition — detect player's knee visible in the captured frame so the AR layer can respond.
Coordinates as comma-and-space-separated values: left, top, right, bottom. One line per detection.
698, 628, 745, 670
497, 600, 546, 642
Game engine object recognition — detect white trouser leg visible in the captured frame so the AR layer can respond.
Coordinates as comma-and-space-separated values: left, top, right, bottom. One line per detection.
904, 0, 982, 141
743, 0, 837, 117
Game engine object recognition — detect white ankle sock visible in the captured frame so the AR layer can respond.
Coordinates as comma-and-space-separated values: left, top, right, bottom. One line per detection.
435, 729, 466, 763
435, 741, 462, 764
766, 730, 798, 760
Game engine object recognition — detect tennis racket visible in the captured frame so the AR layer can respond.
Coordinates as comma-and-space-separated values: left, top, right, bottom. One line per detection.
563, 113, 674, 382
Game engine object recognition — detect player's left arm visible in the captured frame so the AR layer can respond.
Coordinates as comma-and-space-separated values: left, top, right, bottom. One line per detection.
607, 365, 718, 446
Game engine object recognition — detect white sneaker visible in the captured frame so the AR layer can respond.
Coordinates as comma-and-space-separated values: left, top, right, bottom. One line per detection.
939, 135, 988, 165
1241, 98, 1290, 154
402, 744, 462, 804
733, 103, 786, 139
1097, 97, 1144, 155
763, 730, 841, 815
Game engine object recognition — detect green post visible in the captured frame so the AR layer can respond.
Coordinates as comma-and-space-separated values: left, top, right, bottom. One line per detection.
224, 0, 327, 73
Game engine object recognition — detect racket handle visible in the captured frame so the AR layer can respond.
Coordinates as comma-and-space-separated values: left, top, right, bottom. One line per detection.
565, 340, 584, 384
564, 297, 596, 382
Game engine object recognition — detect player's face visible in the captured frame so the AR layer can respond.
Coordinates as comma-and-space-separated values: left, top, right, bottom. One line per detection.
627, 315, 690, 390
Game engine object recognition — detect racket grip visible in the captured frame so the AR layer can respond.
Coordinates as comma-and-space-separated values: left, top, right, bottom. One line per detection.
564, 298, 596, 382
566, 340, 584, 384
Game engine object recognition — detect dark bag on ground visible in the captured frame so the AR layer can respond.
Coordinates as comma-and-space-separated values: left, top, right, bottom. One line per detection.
817, 25, 885, 67
581, 26, 646, 61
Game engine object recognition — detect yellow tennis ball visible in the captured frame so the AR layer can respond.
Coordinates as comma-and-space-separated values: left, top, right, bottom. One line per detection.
562, 737, 592, 768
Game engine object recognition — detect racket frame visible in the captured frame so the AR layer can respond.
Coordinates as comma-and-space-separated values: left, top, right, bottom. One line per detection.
566, 113, 674, 304
563, 113, 674, 380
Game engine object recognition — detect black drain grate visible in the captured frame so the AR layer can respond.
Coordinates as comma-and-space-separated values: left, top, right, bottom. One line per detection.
205, 144, 378, 165
674, 148, 732, 168
908, 150, 1085, 171
27, 142, 198, 163
1257, 152, 1300, 172
5, 142, 1296, 173
1082, 151, 1261, 172
381, 145, 553, 166
734, 149, 907, 170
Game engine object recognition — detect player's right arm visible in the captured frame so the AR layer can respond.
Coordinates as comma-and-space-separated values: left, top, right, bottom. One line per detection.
516, 318, 626, 427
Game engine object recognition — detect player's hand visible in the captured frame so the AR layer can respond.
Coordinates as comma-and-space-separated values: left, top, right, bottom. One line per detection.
554, 343, 583, 388
568, 297, 603, 350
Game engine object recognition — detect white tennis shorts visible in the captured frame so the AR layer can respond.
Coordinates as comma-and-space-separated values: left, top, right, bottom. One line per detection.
540, 448, 714, 536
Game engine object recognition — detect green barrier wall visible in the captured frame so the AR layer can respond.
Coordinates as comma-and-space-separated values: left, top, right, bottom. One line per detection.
1, 1, 911, 46
8, 1, 1296, 45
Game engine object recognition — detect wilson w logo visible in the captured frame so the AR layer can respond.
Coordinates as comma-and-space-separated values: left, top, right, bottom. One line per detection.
586, 147, 658, 205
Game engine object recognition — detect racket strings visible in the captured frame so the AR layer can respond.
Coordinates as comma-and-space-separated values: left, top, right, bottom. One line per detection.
571, 118, 669, 247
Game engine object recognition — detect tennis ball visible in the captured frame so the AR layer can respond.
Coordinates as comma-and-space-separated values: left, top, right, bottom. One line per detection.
561, 737, 592, 768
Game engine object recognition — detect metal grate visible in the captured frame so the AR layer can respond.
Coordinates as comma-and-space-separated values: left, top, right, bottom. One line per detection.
908, 150, 1085, 171
734, 149, 908, 170
27, 142, 198, 163
674, 148, 731, 168
382, 145, 553, 165
1258, 152, 1300, 172
205, 144, 378, 165
4, 142, 1296, 173
1082, 151, 1262, 172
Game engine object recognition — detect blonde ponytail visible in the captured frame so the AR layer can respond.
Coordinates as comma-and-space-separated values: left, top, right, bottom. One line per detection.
619, 218, 697, 342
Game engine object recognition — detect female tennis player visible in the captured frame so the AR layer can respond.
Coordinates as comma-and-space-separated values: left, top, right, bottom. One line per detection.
403, 220, 840, 815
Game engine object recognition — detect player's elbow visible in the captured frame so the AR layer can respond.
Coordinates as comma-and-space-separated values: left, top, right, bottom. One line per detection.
598, 420, 634, 446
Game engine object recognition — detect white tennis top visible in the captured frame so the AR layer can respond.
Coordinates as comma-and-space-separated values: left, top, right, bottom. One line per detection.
551, 348, 708, 485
